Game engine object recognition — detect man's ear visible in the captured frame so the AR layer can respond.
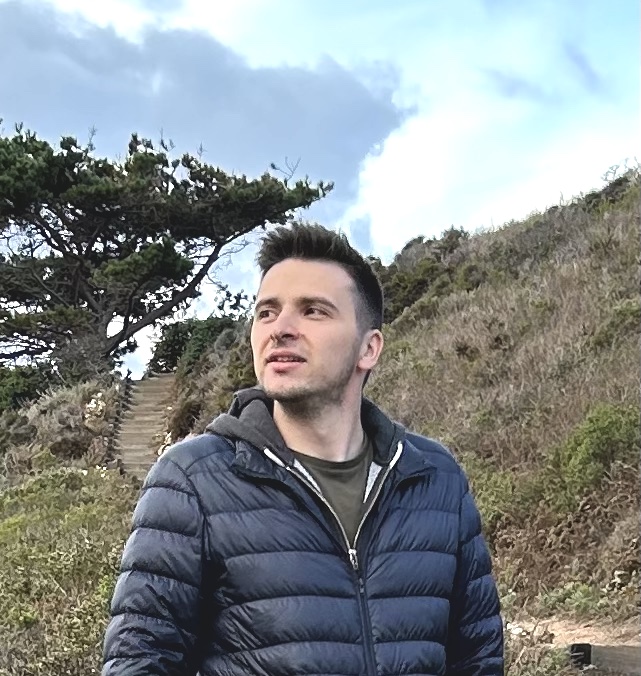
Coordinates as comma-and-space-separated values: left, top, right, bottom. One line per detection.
358, 329, 384, 372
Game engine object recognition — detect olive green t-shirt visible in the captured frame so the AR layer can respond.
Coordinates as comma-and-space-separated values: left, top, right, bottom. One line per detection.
291, 435, 373, 546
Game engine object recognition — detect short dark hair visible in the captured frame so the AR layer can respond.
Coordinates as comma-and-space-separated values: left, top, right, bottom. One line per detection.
256, 222, 384, 332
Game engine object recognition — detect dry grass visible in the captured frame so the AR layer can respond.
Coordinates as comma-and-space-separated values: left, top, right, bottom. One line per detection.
369, 203, 638, 465
0, 378, 120, 487
365, 178, 640, 620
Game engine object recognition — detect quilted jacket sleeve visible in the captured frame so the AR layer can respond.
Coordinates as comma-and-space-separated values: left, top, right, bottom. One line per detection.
446, 474, 504, 676
102, 456, 206, 675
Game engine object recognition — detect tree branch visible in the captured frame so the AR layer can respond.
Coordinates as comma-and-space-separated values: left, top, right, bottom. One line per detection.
26, 267, 70, 308
0, 342, 51, 362
118, 279, 146, 340
104, 240, 226, 355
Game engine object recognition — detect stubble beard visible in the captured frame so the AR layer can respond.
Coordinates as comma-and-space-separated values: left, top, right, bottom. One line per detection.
262, 343, 360, 420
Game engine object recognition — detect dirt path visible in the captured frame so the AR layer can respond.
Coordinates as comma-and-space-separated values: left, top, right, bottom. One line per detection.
512, 615, 640, 647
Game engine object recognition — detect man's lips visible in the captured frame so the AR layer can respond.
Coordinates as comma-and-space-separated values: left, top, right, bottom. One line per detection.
266, 352, 306, 364
265, 353, 306, 373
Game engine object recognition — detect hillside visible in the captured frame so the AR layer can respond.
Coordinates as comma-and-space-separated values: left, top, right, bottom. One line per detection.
0, 169, 639, 674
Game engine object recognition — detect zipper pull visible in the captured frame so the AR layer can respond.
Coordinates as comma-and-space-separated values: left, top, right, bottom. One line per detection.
349, 548, 359, 571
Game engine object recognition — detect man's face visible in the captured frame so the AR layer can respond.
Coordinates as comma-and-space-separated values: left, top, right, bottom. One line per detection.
250, 258, 368, 406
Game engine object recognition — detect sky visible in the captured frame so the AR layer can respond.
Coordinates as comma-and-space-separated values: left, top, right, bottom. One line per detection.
0, 0, 638, 376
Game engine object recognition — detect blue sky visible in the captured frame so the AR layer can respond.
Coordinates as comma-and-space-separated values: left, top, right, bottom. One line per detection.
0, 0, 637, 375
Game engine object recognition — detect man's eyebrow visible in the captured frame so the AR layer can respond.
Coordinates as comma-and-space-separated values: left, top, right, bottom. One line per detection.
298, 296, 340, 312
254, 297, 278, 312
254, 296, 339, 313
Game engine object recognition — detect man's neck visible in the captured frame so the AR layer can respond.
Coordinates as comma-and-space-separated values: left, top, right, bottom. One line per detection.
273, 389, 365, 463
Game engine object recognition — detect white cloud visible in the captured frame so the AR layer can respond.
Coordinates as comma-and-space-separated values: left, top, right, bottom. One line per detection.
161, 0, 268, 46
19, 0, 152, 40
12, 0, 268, 44
465, 122, 638, 231
340, 97, 487, 260
341, 88, 636, 261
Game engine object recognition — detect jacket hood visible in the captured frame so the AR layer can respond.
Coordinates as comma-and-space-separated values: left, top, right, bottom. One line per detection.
206, 386, 406, 466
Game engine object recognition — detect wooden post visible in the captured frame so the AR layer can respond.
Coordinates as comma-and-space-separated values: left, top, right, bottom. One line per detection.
591, 645, 641, 675
571, 643, 641, 675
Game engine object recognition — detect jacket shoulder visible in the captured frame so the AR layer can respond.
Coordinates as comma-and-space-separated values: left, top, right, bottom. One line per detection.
157, 432, 235, 476
405, 432, 466, 476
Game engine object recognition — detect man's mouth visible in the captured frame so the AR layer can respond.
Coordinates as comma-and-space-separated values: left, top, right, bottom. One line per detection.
268, 357, 304, 363
266, 353, 306, 364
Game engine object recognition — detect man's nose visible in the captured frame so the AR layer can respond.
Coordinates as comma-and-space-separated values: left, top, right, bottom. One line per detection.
270, 309, 300, 341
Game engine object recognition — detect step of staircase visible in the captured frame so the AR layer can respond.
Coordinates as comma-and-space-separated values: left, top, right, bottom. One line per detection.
118, 431, 164, 441
129, 390, 173, 400
122, 451, 161, 462
118, 425, 164, 434
120, 410, 168, 421
122, 405, 170, 415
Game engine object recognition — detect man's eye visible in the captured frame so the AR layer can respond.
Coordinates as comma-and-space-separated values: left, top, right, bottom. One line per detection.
305, 307, 325, 316
257, 309, 273, 319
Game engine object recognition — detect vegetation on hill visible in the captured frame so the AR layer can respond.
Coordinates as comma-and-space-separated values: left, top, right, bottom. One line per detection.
0, 168, 638, 675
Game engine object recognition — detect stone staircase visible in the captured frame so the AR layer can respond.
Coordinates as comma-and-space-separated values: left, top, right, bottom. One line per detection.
114, 372, 176, 481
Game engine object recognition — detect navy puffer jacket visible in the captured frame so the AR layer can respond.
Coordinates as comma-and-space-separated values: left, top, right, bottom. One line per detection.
103, 389, 503, 675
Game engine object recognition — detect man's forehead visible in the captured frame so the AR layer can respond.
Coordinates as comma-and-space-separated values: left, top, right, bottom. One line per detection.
257, 259, 354, 296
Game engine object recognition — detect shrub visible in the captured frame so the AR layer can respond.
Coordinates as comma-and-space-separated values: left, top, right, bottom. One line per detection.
177, 316, 237, 377
547, 403, 639, 511
375, 227, 472, 324
536, 581, 606, 615
1, 379, 119, 485
460, 455, 517, 539
0, 410, 34, 458
166, 321, 255, 438
504, 634, 575, 675
454, 261, 487, 292
0, 364, 58, 414
148, 316, 239, 376
147, 320, 195, 373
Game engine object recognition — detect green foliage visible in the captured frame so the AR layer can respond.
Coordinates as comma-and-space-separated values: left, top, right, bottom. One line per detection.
467, 403, 640, 541
177, 316, 238, 377
547, 403, 639, 511
0, 364, 57, 414
148, 315, 240, 375
537, 581, 606, 615
0, 466, 139, 675
504, 640, 574, 676
147, 321, 195, 373
581, 171, 637, 212
148, 283, 252, 375
92, 236, 194, 291
463, 455, 518, 537
168, 322, 256, 438
371, 227, 468, 323
0, 122, 331, 368
454, 261, 487, 292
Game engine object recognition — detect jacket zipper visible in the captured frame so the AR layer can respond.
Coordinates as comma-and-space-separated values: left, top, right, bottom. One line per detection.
350, 440, 404, 568
267, 441, 404, 676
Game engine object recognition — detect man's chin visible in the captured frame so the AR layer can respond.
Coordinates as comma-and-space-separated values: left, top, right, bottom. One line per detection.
261, 379, 312, 403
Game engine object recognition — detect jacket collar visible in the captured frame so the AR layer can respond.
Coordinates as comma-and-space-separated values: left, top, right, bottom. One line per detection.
231, 431, 436, 482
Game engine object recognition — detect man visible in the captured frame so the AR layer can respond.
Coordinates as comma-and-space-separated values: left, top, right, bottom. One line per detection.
103, 223, 504, 675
